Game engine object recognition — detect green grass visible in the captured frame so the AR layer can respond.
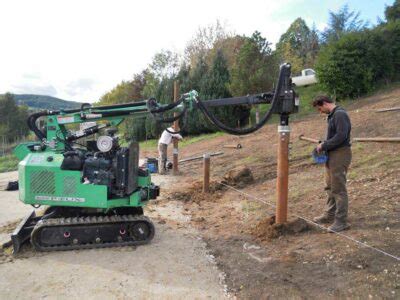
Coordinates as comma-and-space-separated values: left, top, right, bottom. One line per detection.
139, 131, 225, 150
239, 155, 260, 164
292, 143, 315, 158
294, 84, 327, 116
0, 155, 19, 173
241, 200, 263, 213
371, 155, 400, 169
249, 84, 328, 123
359, 81, 400, 99
249, 82, 383, 124
180, 131, 225, 147
0, 132, 225, 172
347, 170, 358, 180
138, 139, 158, 150
294, 81, 400, 119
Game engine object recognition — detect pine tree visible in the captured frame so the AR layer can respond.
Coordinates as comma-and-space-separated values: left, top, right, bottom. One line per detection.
276, 18, 316, 71
321, 5, 367, 43
385, 0, 400, 22
230, 32, 276, 96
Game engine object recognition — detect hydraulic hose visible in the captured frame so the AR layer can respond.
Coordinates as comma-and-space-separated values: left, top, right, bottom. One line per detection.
194, 63, 288, 135
147, 96, 185, 114
147, 96, 188, 134
164, 107, 190, 135
27, 111, 59, 141
154, 107, 187, 123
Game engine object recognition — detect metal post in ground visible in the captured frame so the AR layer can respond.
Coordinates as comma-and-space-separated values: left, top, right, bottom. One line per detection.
173, 81, 180, 175
203, 153, 210, 193
276, 115, 290, 224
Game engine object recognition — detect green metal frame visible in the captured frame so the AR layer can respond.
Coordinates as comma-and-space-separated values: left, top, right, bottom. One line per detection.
17, 151, 151, 209
12, 97, 191, 210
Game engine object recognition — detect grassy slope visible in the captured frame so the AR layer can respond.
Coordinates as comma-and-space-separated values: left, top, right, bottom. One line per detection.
139, 131, 225, 150
0, 132, 226, 173
248, 83, 326, 124
2, 83, 398, 172
171, 83, 400, 298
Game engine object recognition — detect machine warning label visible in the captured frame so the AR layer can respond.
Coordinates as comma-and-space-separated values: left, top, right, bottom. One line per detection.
29, 155, 45, 164
35, 196, 85, 203
57, 116, 75, 124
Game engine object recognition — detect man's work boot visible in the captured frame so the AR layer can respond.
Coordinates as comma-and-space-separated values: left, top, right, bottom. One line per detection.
313, 214, 334, 224
328, 220, 350, 233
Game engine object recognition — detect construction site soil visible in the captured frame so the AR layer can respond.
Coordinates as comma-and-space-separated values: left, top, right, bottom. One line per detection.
142, 87, 400, 299
0, 87, 399, 299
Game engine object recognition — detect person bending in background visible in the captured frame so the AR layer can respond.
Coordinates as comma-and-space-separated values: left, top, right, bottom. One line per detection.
312, 95, 352, 232
158, 127, 182, 175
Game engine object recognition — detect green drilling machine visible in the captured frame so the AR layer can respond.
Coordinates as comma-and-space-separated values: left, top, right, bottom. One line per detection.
11, 99, 170, 253
11, 63, 298, 254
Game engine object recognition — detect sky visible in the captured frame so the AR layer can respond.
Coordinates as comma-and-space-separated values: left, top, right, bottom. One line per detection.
0, 0, 393, 103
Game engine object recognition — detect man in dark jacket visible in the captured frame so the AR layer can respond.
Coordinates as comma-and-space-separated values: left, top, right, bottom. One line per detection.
312, 95, 352, 232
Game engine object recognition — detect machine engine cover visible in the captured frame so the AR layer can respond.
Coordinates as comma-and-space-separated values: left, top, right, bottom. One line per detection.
114, 142, 139, 197
83, 157, 113, 190
61, 151, 84, 170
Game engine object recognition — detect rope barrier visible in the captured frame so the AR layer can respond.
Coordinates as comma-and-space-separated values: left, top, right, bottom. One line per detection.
218, 182, 400, 262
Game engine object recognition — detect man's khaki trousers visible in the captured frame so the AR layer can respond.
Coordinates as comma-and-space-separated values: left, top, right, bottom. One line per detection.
325, 146, 352, 222
158, 143, 168, 174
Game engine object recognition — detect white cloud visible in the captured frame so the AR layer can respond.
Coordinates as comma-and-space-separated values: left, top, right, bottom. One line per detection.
22, 73, 42, 80
0, 0, 297, 103
12, 83, 57, 96
65, 78, 96, 97
0, 0, 389, 103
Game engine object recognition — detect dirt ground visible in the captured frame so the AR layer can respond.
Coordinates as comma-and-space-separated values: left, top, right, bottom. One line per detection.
0, 174, 228, 299
1, 87, 399, 299
143, 87, 400, 299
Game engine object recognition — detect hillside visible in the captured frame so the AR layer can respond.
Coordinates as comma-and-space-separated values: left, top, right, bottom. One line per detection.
0, 86, 399, 298
141, 86, 400, 298
10, 94, 82, 110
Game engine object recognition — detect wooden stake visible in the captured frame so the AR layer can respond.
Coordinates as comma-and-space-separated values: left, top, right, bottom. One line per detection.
203, 153, 210, 193
375, 107, 400, 113
173, 81, 180, 175
276, 125, 290, 224
353, 137, 400, 142
299, 134, 320, 144
222, 144, 242, 149
256, 106, 260, 124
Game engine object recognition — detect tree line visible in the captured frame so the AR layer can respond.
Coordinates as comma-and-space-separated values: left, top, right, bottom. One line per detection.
98, 1, 400, 141
0, 93, 29, 143
316, 2, 400, 98
2, 1, 399, 142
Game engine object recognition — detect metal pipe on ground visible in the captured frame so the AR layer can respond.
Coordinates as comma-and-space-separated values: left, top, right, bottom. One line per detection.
353, 137, 400, 142
179, 151, 224, 163
298, 134, 321, 144
222, 144, 242, 149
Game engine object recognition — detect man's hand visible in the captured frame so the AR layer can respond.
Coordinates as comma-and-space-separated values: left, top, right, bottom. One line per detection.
316, 143, 323, 153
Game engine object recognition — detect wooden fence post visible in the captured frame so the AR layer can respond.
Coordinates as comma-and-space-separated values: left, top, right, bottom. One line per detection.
173, 81, 180, 175
203, 153, 210, 193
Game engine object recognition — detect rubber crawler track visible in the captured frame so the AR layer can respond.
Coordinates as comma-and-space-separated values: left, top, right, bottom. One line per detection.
31, 215, 155, 252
